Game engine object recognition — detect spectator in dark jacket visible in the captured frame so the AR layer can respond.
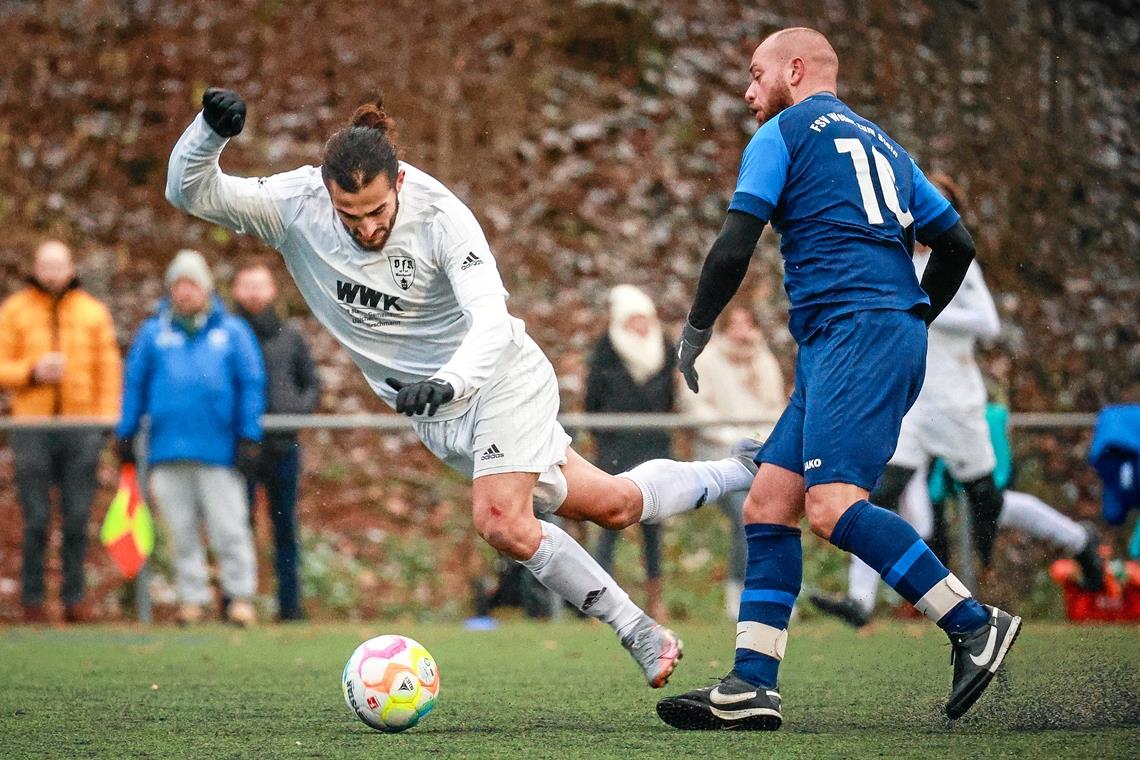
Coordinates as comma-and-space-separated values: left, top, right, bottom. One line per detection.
117, 250, 265, 626
232, 259, 321, 621
587, 285, 675, 620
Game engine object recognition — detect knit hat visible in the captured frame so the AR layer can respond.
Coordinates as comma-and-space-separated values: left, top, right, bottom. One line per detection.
608, 283, 658, 326
607, 284, 665, 385
165, 249, 214, 293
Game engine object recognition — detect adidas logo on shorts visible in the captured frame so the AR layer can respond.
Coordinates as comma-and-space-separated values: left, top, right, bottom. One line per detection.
460, 251, 483, 270
480, 443, 505, 461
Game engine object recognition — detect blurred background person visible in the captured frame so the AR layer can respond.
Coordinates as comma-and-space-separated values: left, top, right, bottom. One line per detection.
825, 401, 1106, 628
587, 285, 674, 620
0, 239, 121, 623
677, 305, 786, 616
116, 250, 264, 626
811, 174, 1103, 627
925, 401, 1104, 586
809, 173, 1002, 627
232, 259, 321, 622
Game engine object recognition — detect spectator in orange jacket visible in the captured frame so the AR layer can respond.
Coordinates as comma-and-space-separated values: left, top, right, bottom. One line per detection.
0, 240, 122, 623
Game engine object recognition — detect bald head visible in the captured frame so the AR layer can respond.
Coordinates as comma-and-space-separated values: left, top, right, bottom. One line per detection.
760, 28, 839, 81
745, 27, 839, 125
33, 240, 76, 295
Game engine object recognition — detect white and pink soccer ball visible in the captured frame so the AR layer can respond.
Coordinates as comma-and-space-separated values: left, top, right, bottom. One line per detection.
342, 634, 440, 732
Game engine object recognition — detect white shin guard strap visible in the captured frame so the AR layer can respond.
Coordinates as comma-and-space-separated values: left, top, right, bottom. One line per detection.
916, 573, 973, 623
735, 621, 788, 661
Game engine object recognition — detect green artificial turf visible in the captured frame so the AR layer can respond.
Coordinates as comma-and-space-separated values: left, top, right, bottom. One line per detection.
1, 619, 1137, 758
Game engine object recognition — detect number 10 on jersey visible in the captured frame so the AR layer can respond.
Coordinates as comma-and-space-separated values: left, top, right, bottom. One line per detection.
835, 138, 914, 228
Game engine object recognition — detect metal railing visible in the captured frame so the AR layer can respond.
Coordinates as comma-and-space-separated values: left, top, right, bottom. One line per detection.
0, 411, 1101, 432
0, 411, 1100, 620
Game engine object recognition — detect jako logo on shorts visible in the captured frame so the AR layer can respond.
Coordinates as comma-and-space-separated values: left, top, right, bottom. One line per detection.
804, 458, 823, 471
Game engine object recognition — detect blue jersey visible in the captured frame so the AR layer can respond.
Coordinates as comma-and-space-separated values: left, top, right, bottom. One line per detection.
730, 93, 960, 343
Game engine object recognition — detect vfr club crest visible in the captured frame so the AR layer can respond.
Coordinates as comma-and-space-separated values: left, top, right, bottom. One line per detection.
388, 256, 416, 291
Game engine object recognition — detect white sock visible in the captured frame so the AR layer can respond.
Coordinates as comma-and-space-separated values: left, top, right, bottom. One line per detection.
724, 579, 743, 620
620, 458, 753, 524
898, 465, 934, 539
521, 520, 644, 638
848, 556, 880, 615
999, 490, 1088, 555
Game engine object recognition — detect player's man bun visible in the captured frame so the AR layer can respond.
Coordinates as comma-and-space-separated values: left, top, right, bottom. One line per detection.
350, 99, 397, 140
321, 97, 400, 193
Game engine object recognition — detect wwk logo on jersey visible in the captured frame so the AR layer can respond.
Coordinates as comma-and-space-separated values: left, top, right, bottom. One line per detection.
335, 280, 403, 311
387, 255, 416, 291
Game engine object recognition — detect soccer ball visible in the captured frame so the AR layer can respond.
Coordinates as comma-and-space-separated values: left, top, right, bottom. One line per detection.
342, 634, 440, 732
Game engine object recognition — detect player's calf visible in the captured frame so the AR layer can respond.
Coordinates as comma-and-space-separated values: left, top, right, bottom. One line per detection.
588, 486, 645, 531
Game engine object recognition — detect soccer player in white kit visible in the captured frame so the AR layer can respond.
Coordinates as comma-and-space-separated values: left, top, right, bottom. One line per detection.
166, 89, 758, 687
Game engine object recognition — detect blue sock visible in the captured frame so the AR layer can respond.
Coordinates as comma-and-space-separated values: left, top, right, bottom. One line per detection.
734, 523, 801, 688
830, 500, 988, 635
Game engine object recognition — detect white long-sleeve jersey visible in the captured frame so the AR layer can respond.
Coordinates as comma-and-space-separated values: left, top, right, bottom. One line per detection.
167, 113, 527, 420
913, 252, 1000, 410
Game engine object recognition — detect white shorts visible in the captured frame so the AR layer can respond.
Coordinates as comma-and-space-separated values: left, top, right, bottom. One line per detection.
413, 336, 571, 514
890, 400, 995, 482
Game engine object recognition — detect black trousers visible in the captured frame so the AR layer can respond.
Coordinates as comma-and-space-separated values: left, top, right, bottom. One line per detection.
11, 429, 105, 606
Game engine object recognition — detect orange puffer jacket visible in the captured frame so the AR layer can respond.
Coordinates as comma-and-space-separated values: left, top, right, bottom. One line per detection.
0, 282, 122, 418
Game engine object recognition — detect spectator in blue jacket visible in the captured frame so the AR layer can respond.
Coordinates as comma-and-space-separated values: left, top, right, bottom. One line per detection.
116, 250, 266, 626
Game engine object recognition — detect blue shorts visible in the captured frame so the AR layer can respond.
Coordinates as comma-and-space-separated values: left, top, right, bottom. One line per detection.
758, 309, 927, 490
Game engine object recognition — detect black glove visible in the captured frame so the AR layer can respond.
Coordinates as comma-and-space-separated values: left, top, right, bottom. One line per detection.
236, 438, 262, 480
202, 88, 246, 138
116, 437, 137, 465
676, 320, 714, 393
385, 377, 455, 417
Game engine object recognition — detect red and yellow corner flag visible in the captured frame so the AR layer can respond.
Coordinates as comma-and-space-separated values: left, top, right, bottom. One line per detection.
100, 464, 155, 580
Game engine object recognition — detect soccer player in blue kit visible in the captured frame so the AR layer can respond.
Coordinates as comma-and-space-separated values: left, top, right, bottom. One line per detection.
656, 28, 1021, 729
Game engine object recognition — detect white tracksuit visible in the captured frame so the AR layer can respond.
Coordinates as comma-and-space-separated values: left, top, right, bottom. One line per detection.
891, 255, 1000, 481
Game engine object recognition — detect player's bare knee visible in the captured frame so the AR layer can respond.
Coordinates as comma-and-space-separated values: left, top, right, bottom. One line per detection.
743, 491, 800, 528
597, 486, 643, 530
805, 506, 837, 540
742, 491, 768, 524
596, 501, 635, 531
472, 505, 539, 560
804, 497, 849, 540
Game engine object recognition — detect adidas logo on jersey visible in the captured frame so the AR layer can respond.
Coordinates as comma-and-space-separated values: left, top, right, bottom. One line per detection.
480, 443, 505, 461
460, 251, 483, 270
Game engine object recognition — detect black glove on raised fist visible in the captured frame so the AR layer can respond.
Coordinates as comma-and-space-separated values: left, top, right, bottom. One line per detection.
385, 378, 456, 417
202, 88, 246, 138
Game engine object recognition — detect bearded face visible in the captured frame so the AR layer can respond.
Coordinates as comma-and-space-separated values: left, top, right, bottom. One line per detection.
329, 170, 404, 252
